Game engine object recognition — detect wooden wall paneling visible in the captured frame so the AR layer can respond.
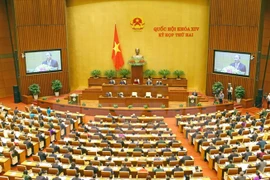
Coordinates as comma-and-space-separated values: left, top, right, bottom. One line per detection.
13, 0, 69, 97
258, 1, 270, 94
207, 0, 261, 99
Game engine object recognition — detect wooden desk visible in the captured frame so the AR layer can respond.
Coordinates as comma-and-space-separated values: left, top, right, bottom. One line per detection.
102, 84, 168, 97
99, 96, 169, 107
0, 157, 11, 172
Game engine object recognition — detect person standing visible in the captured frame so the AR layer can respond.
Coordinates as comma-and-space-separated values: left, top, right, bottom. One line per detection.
227, 83, 233, 101
219, 91, 224, 104
266, 93, 270, 109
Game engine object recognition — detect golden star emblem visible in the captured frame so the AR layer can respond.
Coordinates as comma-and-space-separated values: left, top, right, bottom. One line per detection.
113, 42, 121, 54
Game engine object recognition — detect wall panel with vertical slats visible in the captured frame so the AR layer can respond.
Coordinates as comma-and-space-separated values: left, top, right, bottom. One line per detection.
14, 0, 69, 96
206, 0, 261, 99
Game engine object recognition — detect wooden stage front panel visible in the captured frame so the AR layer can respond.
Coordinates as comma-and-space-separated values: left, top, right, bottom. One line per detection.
99, 96, 169, 107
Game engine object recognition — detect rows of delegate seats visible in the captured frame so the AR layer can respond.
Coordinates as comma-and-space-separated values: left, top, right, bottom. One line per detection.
0, 105, 210, 179
176, 109, 270, 180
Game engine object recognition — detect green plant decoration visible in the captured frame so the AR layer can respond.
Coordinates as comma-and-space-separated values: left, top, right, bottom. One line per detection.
212, 81, 224, 96
91, 70, 101, 78
51, 80, 62, 92
173, 70, 185, 79
235, 86, 245, 99
158, 69, 171, 79
113, 104, 118, 108
28, 84, 40, 95
143, 104, 148, 109
68, 101, 72, 104
179, 104, 184, 107
143, 69, 156, 78
98, 104, 102, 108
82, 102, 86, 106
42, 97, 47, 100
197, 103, 202, 106
56, 99, 60, 103
161, 104, 166, 108
214, 101, 219, 104
128, 105, 133, 109
119, 68, 131, 78
104, 70, 116, 79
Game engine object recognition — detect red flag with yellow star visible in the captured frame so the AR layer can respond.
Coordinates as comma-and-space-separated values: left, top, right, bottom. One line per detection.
112, 25, 124, 70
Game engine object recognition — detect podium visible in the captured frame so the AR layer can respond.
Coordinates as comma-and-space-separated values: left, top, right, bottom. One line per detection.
69, 94, 80, 105
131, 65, 143, 84
187, 95, 198, 107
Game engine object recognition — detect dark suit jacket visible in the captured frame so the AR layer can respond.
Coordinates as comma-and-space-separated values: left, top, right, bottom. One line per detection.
228, 153, 239, 161
180, 156, 192, 164
119, 167, 131, 173
35, 176, 48, 180
63, 153, 73, 162
49, 154, 57, 159
38, 151, 47, 161
71, 178, 81, 180
42, 59, 59, 68
103, 167, 113, 174
230, 62, 246, 74
172, 167, 183, 174
215, 154, 224, 162
84, 165, 98, 174
52, 177, 61, 180
243, 152, 253, 161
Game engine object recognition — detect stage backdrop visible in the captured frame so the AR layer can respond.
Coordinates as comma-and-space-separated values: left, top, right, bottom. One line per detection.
67, 0, 209, 92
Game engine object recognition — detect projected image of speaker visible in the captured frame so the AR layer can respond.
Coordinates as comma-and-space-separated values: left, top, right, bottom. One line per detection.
13, 85, 21, 103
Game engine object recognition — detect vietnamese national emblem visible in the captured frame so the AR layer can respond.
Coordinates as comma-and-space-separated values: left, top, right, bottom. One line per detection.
130, 17, 145, 30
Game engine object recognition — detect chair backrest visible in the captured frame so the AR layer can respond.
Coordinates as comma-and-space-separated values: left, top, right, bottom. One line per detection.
102, 151, 111, 156
246, 168, 257, 174
237, 147, 246, 153
158, 143, 166, 148
73, 149, 82, 155
251, 145, 260, 151
118, 152, 127, 157
263, 154, 270, 160
209, 149, 219, 155
101, 171, 111, 177
193, 172, 203, 177
46, 148, 54, 153
61, 158, 70, 164
263, 167, 270, 172
32, 155, 41, 162
224, 148, 232, 153
172, 143, 181, 148
174, 171, 184, 177
119, 171, 130, 178
148, 151, 156, 157
153, 161, 163, 167
155, 171, 166, 178
84, 170, 94, 177
227, 168, 239, 175
0, 176, 9, 180
75, 159, 85, 165
66, 169, 77, 176
48, 168, 59, 174
32, 167, 42, 174
137, 161, 147, 167
17, 165, 26, 172
163, 151, 172, 156
247, 156, 257, 162
184, 160, 194, 166
137, 172, 148, 178
233, 157, 243, 163
169, 160, 179, 166
133, 151, 142, 157
59, 148, 69, 154
46, 157, 56, 163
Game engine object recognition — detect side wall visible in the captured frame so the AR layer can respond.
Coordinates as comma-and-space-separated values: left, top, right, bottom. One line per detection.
206, 0, 262, 98
13, 0, 69, 96
0, 0, 17, 98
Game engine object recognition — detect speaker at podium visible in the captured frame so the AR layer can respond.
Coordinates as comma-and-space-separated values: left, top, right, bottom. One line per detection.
188, 95, 198, 107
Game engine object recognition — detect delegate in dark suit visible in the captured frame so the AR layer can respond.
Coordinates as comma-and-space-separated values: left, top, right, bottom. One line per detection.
38, 151, 47, 161
84, 163, 98, 174
42, 59, 59, 68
